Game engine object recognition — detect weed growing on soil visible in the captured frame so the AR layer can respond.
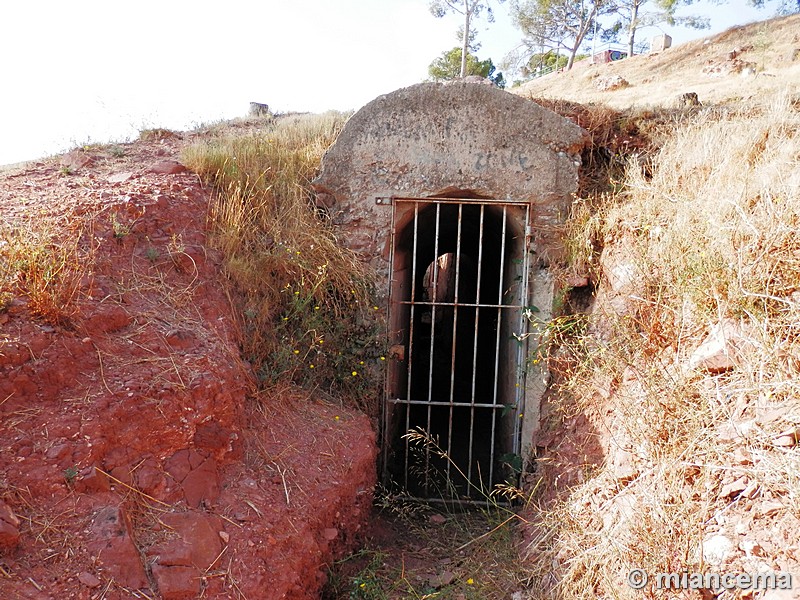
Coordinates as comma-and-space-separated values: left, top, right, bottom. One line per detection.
138, 127, 177, 141
404, 427, 530, 505
110, 212, 131, 239
0, 224, 89, 325
63, 466, 79, 486
325, 511, 529, 600
183, 112, 384, 413
326, 549, 387, 599
325, 429, 533, 599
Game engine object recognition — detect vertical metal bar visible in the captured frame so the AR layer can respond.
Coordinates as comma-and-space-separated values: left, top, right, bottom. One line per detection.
425, 203, 441, 495
445, 204, 463, 490
513, 205, 532, 455
382, 200, 397, 484
489, 205, 508, 490
403, 202, 420, 490
391, 198, 530, 502
466, 204, 485, 489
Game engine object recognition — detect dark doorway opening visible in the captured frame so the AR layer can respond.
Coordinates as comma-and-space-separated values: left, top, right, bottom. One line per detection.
383, 198, 531, 502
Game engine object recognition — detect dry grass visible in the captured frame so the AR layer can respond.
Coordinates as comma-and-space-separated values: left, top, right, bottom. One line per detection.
182, 112, 383, 412
526, 94, 800, 598
0, 222, 91, 325
514, 14, 800, 110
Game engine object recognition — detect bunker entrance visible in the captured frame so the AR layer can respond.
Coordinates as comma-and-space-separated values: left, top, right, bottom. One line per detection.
383, 197, 532, 502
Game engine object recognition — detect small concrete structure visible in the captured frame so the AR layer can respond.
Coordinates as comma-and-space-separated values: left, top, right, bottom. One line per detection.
593, 48, 628, 64
651, 34, 672, 53
248, 102, 270, 117
315, 82, 585, 285
314, 81, 586, 498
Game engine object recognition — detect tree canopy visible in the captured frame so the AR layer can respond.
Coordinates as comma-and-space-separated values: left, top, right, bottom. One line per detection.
429, 0, 506, 77
428, 47, 507, 87
510, 0, 613, 71
608, 0, 709, 58
509, 0, 717, 73
749, 0, 800, 12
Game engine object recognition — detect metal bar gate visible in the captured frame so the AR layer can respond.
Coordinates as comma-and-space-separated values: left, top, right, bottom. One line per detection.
383, 197, 532, 503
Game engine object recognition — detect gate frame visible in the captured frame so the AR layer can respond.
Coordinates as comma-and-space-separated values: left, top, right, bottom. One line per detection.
381, 196, 535, 503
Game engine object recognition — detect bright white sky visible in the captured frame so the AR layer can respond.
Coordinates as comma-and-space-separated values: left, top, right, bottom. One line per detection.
0, 0, 775, 165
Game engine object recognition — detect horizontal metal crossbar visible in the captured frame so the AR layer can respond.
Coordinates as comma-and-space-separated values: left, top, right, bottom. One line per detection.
385, 196, 532, 206
398, 496, 511, 508
397, 300, 522, 309
387, 398, 507, 408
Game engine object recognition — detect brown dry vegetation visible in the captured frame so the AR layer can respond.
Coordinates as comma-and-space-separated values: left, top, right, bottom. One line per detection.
182, 113, 385, 413
523, 75, 800, 600
514, 13, 800, 110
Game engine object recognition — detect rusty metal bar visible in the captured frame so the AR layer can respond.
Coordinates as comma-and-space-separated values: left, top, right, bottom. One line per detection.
396, 300, 519, 309
466, 204, 485, 488
445, 204, 464, 485
512, 204, 533, 454
403, 202, 420, 490
390, 196, 530, 206
489, 205, 508, 490
424, 202, 442, 495
387, 398, 504, 408
383, 201, 398, 484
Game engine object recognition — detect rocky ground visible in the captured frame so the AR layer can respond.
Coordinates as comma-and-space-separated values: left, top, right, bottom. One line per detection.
513, 13, 800, 110
0, 130, 376, 599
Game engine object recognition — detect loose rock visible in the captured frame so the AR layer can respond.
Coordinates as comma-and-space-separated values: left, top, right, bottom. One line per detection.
87, 506, 148, 589
151, 564, 200, 600
595, 75, 630, 91
150, 160, 188, 175
703, 534, 734, 565
0, 500, 21, 549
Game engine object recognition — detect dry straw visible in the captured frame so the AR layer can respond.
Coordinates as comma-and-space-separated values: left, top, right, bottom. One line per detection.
183, 113, 382, 411
529, 93, 800, 599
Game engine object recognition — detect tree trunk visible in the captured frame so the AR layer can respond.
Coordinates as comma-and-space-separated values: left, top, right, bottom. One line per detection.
567, 43, 578, 70
567, 6, 597, 70
627, 2, 639, 58
461, 1, 471, 77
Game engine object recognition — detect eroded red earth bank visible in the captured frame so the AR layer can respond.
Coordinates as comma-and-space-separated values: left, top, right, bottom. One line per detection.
0, 133, 376, 599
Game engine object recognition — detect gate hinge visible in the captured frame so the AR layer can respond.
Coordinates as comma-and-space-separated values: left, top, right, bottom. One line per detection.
375, 196, 393, 206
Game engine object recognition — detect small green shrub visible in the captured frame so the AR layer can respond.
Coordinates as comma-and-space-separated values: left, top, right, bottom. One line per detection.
110, 212, 130, 239
183, 112, 384, 413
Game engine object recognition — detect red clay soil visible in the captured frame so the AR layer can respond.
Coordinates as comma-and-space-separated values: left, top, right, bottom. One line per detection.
0, 132, 377, 599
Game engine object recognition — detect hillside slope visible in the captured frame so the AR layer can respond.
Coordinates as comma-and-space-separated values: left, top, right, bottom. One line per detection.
515, 13, 800, 600
513, 13, 800, 109
0, 128, 375, 599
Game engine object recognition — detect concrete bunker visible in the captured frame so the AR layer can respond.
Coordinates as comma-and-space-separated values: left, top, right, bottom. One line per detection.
314, 82, 586, 501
